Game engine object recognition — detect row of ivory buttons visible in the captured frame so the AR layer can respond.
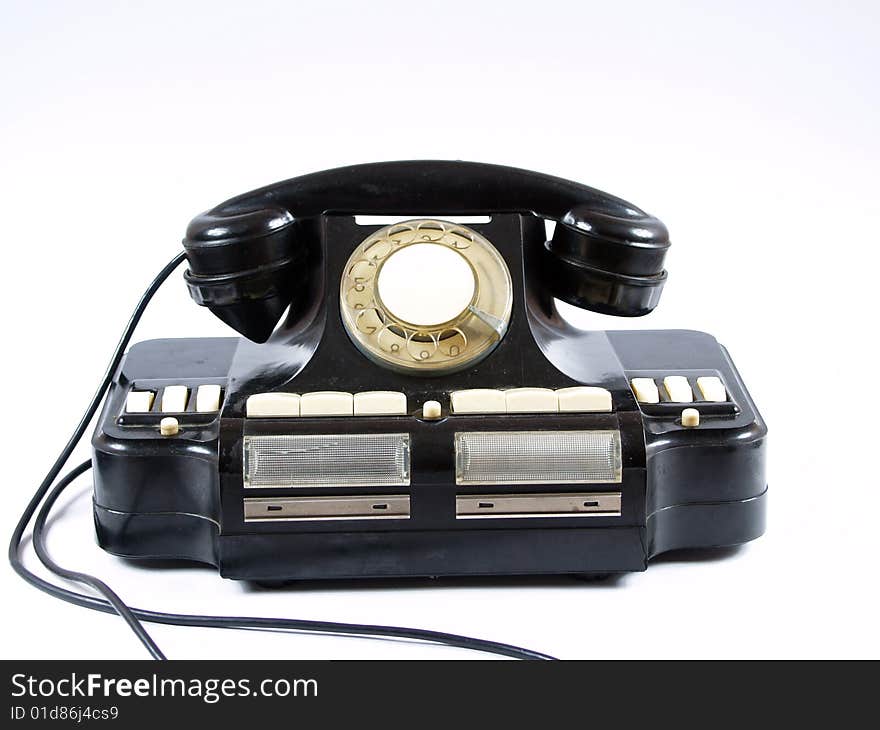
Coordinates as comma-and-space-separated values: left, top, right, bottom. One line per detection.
630, 376, 727, 404
246, 386, 613, 417
247, 391, 406, 417
451, 387, 610, 414
126, 385, 222, 413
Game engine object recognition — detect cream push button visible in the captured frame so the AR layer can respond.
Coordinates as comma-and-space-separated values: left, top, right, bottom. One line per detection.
556, 386, 612, 412
696, 376, 727, 402
450, 389, 506, 414
505, 388, 558, 413
681, 408, 700, 427
126, 390, 154, 413
663, 376, 694, 403
353, 391, 407, 415
631, 378, 660, 404
422, 400, 442, 419
246, 393, 300, 417
300, 391, 354, 416
160, 385, 189, 413
195, 384, 222, 413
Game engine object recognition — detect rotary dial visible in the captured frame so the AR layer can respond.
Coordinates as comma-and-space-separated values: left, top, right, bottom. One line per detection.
340, 219, 513, 374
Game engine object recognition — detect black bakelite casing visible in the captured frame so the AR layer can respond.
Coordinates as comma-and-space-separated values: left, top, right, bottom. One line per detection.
93, 197, 766, 582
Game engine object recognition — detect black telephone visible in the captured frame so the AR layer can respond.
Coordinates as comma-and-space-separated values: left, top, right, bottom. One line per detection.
89, 161, 766, 582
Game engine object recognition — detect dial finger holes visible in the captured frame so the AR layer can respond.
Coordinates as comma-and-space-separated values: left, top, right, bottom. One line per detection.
377, 324, 407, 354
447, 227, 474, 249
406, 331, 438, 361
363, 238, 393, 260
345, 283, 374, 310
355, 308, 384, 335
347, 259, 376, 284
438, 328, 467, 358
386, 224, 418, 246
415, 221, 445, 242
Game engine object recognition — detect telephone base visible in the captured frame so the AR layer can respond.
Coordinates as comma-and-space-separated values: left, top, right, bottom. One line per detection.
92, 327, 767, 582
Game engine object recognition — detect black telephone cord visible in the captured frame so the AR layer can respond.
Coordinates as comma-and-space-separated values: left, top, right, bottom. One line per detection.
8, 252, 556, 661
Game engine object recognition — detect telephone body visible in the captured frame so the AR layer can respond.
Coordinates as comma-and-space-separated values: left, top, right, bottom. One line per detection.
92, 162, 767, 581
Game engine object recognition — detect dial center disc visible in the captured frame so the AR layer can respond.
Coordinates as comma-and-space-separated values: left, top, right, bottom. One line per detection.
376, 243, 476, 327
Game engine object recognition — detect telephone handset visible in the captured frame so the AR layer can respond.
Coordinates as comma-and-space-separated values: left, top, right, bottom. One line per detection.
87, 162, 765, 588
182, 161, 670, 346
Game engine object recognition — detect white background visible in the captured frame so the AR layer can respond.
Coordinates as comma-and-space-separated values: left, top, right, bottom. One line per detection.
2, 0, 878, 660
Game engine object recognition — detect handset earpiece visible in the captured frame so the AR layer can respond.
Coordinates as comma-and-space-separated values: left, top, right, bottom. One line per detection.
544, 202, 670, 317
183, 206, 308, 343
182, 161, 670, 341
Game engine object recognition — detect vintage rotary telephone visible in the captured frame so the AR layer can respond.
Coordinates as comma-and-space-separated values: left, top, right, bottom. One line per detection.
11, 162, 766, 659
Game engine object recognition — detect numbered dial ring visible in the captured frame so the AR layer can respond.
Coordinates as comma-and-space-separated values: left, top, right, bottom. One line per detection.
340, 219, 513, 374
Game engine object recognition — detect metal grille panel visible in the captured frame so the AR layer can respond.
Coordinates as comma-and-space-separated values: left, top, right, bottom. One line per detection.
455, 430, 622, 485
244, 433, 410, 488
